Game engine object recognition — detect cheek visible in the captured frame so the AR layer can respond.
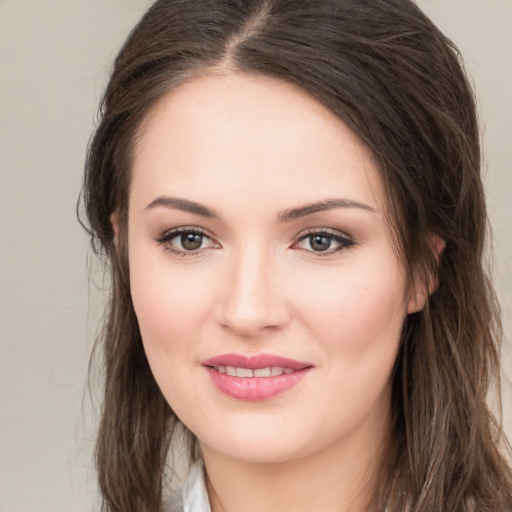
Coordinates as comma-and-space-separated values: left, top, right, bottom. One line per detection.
128, 243, 215, 360
289, 265, 407, 437
291, 257, 408, 387
295, 259, 407, 340
131, 275, 203, 339
128, 252, 217, 418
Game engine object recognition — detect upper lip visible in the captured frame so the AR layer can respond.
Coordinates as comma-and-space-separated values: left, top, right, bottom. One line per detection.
202, 353, 313, 370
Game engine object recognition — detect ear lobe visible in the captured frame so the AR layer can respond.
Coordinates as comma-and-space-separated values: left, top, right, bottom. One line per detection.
406, 235, 445, 314
407, 290, 426, 315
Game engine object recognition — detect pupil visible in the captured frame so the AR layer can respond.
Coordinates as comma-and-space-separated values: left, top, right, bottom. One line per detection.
181, 233, 203, 250
310, 235, 331, 251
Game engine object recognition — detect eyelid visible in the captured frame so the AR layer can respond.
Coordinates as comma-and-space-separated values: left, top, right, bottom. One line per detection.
155, 226, 220, 255
292, 227, 355, 254
154, 225, 354, 256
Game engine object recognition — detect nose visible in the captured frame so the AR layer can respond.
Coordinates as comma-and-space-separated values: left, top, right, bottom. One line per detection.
215, 244, 291, 338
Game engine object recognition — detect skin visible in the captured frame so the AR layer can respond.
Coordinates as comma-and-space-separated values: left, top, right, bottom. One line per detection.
126, 72, 419, 512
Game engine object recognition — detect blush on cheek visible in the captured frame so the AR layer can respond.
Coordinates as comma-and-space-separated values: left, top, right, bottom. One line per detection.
131, 263, 186, 321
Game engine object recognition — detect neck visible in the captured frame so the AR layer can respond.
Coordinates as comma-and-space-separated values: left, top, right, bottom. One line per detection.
201, 413, 390, 512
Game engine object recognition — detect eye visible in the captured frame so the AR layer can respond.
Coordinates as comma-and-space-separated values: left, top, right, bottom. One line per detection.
155, 227, 218, 255
293, 229, 354, 254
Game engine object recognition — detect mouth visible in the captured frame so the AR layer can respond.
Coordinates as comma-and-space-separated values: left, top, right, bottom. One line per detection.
202, 354, 313, 401
210, 365, 296, 377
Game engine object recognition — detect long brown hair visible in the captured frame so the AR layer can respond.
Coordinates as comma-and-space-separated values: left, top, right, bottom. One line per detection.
80, 0, 512, 510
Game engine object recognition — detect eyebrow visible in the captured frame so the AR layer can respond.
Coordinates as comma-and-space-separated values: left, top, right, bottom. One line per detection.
145, 196, 220, 218
278, 198, 377, 222
145, 196, 377, 221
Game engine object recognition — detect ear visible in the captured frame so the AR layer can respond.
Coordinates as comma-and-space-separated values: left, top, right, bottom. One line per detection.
406, 235, 445, 314
110, 212, 120, 246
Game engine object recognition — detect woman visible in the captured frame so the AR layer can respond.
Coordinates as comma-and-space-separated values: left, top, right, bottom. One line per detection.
80, 0, 512, 511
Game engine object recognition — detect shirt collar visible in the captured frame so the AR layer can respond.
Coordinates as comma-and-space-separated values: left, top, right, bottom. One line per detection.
164, 459, 211, 512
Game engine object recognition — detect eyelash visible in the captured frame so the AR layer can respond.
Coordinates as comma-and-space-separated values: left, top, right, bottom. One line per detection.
155, 227, 354, 257
155, 227, 217, 256
293, 228, 355, 255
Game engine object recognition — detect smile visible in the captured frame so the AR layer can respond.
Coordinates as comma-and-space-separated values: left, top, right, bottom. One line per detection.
212, 366, 296, 377
202, 354, 313, 401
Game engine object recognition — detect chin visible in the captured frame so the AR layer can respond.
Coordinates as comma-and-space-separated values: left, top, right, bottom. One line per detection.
194, 411, 344, 465
201, 433, 311, 465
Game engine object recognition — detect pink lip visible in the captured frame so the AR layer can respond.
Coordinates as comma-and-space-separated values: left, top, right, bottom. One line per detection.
202, 353, 313, 401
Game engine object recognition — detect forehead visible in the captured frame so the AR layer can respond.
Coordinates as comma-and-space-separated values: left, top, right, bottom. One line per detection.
130, 72, 384, 215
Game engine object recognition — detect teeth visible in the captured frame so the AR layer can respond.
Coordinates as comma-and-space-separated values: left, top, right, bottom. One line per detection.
254, 367, 271, 377
215, 366, 295, 378
236, 367, 254, 377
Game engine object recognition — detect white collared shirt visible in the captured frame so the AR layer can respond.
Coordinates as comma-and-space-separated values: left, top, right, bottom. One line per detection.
163, 460, 211, 512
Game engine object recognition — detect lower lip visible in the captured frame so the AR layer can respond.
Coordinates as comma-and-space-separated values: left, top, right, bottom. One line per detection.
205, 367, 311, 401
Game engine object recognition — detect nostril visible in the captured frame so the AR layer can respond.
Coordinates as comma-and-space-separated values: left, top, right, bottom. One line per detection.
214, 255, 291, 335
217, 302, 290, 337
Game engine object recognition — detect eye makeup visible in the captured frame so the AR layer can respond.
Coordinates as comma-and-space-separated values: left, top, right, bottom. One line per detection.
293, 228, 355, 255
155, 226, 219, 256
154, 224, 355, 258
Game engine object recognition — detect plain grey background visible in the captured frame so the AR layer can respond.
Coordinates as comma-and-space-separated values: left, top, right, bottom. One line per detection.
0, 1, 511, 511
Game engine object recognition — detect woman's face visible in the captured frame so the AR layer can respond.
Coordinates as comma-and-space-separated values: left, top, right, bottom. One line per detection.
127, 73, 416, 465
